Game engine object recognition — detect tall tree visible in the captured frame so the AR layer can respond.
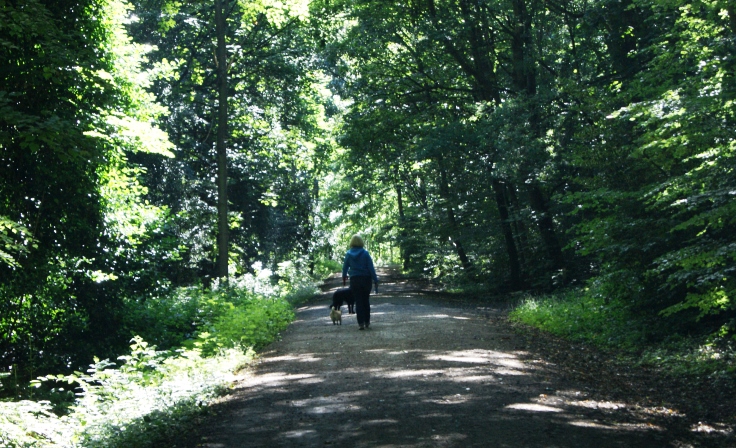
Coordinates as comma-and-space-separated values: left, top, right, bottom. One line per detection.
1, 0, 174, 376
129, 0, 324, 278
215, 0, 229, 280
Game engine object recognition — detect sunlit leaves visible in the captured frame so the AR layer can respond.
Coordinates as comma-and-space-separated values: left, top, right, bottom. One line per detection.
237, 0, 309, 27
0, 217, 35, 268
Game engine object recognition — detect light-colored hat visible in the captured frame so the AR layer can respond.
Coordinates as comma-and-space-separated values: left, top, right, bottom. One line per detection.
350, 235, 364, 248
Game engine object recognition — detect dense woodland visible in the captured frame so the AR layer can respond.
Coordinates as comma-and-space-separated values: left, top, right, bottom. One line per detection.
1, 0, 735, 443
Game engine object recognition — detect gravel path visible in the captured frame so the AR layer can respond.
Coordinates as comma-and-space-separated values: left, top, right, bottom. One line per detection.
181, 272, 709, 447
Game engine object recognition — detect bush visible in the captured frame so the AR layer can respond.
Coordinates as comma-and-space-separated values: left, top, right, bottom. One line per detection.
191, 291, 294, 356
123, 287, 203, 350
312, 258, 342, 281
273, 257, 321, 304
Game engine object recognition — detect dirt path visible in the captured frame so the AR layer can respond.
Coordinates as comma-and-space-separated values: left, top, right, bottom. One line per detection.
181, 272, 732, 447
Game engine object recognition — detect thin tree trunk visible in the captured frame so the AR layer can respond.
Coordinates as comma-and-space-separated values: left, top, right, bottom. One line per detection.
492, 179, 522, 288
437, 158, 473, 273
505, 182, 529, 275
215, 0, 229, 281
395, 169, 411, 271
307, 178, 319, 275
527, 184, 564, 271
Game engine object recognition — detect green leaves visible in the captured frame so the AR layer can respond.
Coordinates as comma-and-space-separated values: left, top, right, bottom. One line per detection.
0, 217, 35, 268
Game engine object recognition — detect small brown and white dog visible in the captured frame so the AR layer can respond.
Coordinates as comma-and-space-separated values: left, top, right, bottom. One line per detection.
329, 306, 342, 325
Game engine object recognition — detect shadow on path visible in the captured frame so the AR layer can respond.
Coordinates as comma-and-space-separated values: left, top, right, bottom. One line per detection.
184, 273, 691, 447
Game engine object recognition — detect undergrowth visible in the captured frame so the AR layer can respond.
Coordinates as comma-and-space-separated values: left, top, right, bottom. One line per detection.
509, 288, 736, 380
0, 258, 322, 448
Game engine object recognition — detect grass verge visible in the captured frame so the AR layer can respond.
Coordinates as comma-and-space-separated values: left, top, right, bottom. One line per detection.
509, 288, 736, 380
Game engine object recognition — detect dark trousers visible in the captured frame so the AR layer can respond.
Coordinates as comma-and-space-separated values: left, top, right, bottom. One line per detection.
350, 276, 372, 326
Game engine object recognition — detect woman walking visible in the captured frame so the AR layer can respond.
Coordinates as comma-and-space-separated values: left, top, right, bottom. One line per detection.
342, 235, 379, 330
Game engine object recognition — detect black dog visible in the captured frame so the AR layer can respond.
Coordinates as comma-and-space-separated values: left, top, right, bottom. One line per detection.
331, 288, 355, 314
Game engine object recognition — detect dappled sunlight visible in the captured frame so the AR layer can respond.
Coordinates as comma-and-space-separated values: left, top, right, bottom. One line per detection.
425, 393, 473, 405
505, 403, 564, 413
384, 349, 419, 356
282, 392, 365, 414
446, 374, 497, 383
615, 422, 666, 431
568, 420, 619, 429
282, 429, 317, 438
490, 367, 528, 376
495, 390, 689, 434
364, 418, 399, 426
295, 376, 325, 385
690, 422, 733, 435
307, 402, 363, 414
441, 366, 523, 380
260, 353, 323, 363
638, 405, 685, 418
376, 368, 445, 379
193, 284, 722, 448
567, 399, 626, 410
430, 433, 468, 442
417, 412, 454, 419
425, 349, 525, 368
296, 305, 330, 312
241, 372, 318, 388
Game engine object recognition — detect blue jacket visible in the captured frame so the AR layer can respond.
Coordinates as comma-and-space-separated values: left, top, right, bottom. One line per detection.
342, 247, 378, 283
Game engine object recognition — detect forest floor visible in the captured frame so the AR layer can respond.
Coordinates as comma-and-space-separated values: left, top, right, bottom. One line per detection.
176, 270, 735, 447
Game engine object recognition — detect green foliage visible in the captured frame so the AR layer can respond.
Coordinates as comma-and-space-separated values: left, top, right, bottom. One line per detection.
127, 0, 326, 279
272, 257, 322, 304
638, 338, 736, 378
511, 288, 736, 378
0, 218, 35, 268
3, 1, 736, 444
125, 275, 302, 356
0, 0, 177, 380
510, 289, 646, 350
187, 287, 294, 356
317, 0, 735, 340
312, 258, 342, 282
3, 339, 252, 448
122, 287, 203, 351
0, 273, 299, 447
561, 0, 736, 337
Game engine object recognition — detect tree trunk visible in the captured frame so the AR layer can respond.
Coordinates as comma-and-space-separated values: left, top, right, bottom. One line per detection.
437, 157, 473, 273
506, 182, 529, 275
395, 170, 411, 271
527, 184, 565, 271
215, 0, 229, 281
724, 4, 736, 100
492, 179, 523, 288
509, 0, 565, 274
308, 177, 319, 275
510, 0, 529, 93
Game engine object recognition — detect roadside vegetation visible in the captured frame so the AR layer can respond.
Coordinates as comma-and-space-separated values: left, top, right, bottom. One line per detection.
510, 288, 736, 381
0, 262, 319, 448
